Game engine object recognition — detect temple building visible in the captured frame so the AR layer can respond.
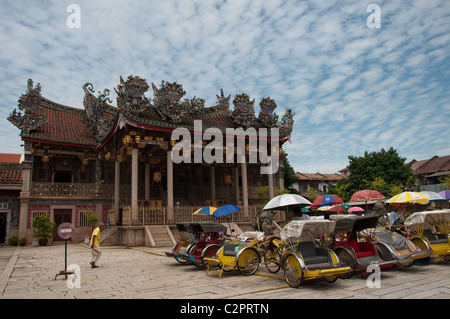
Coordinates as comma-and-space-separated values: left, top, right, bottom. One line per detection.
7, 76, 294, 244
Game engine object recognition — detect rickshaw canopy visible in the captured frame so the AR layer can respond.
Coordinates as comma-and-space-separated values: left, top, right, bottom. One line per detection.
190, 222, 227, 234
404, 210, 450, 230
281, 220, 336, 242
333, 216, 379, 234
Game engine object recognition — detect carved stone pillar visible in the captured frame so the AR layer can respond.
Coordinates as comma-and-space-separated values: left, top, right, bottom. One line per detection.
167, 151, 174, 223
131, 148, 138, 222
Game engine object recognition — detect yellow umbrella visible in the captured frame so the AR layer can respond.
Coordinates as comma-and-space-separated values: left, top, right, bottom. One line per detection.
318, 206, 332, 211
386, 191, 429, 206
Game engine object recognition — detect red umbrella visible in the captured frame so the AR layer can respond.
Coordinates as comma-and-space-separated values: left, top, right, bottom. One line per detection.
328, 206, 345, 212
310, 195, 343, 208
350, 190, 385, 202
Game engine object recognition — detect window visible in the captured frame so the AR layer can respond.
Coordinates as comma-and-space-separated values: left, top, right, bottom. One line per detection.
78, 211, 94, 227
54, 171, 72, 183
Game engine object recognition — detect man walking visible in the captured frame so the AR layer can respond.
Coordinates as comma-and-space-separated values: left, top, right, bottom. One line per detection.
90, 222, 106, 268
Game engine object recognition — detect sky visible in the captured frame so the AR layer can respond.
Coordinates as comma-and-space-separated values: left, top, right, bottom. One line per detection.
0, 0, 449, 174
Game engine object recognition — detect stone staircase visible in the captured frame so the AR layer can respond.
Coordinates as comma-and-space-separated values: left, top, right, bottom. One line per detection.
100, 226, 119, 245
144, 225, 176, 247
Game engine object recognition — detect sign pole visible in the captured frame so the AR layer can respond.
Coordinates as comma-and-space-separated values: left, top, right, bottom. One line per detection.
54, 223, 75, 280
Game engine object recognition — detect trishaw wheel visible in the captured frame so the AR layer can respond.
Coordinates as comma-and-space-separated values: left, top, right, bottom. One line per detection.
264, 246, 282, 273
283, 253, 304, 288
323, 276, 338, 283
337, 249, 355, 279
174, 256, 188, 264
237, 247, 260, 276
202, 245, 220, 269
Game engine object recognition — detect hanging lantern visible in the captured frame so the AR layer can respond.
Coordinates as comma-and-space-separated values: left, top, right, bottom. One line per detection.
153, 172, 162, 183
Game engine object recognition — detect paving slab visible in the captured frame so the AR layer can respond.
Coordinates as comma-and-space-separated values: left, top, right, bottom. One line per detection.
0, 243, 449, 301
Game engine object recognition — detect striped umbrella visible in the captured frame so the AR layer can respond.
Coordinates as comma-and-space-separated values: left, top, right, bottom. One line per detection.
193, 206, 217, 216
386, 191, 429, 206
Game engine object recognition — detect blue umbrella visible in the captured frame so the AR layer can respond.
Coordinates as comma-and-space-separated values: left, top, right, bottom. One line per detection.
212, 205, 241, 235
211, 205, 241, 217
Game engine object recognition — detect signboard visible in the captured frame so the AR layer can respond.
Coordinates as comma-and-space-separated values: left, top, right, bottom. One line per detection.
57, 222, 74, 240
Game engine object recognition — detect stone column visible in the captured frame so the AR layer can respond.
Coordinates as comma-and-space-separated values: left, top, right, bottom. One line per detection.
167, 151, 174, 222
114, 160, 120, 224
131, 147, 138, 222
241, 162, 249, 218
145, 162, 150, 201
18, 156, 32, 239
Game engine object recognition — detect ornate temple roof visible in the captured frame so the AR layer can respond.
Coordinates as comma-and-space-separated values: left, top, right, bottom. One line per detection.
8, 76, 294, 149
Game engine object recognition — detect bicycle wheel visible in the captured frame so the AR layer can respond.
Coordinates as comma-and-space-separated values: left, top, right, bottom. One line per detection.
283, 253, 304, 288
237, 247, 260, 276
264, 246, 282, 273
202, 244, 220, 269
337, 249, 355, 279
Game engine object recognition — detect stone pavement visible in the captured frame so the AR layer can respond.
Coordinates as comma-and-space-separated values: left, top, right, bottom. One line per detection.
0, 243, 449, 299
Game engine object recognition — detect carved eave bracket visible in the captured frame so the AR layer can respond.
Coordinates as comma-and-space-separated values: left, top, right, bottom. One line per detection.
8, 79, 47, 134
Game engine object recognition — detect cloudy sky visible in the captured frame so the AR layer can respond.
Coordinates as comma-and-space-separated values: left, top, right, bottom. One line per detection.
0, 0, 449, 173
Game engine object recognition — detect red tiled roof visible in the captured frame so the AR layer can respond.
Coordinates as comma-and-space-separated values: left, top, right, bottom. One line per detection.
295, 172, 344, 181
0, 153, 22, 184
0, 153, 21, 164
22, 98, 101, 147
411, 155, 450, 175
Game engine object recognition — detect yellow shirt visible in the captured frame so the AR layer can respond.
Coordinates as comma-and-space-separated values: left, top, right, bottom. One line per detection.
90, 227, 101, 247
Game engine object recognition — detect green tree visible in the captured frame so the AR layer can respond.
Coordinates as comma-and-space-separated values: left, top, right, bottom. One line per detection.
283, 155, 298, 193
333, 147, 415, 201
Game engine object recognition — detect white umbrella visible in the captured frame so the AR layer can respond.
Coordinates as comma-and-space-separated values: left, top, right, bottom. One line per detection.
419, 191, 445, 202
263, 194, 312, 211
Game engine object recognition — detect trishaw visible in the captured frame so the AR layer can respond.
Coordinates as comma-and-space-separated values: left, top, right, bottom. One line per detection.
164, 223, 195, 264
205, 231, 281, 278
164, 222, 227, 267
404, 209, 450, 263
185, 222, 228, 267
281, 220, 351, 288
332, 215, 395, 276
373, 228, 429, 266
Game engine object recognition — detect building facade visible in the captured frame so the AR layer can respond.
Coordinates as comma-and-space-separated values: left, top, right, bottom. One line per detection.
7, 76, 294, 243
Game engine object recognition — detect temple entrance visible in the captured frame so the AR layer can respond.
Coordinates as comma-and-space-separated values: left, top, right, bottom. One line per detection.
0, 213, 6, 244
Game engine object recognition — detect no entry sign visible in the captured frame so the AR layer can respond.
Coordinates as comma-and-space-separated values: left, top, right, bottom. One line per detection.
57, 222, 74, 240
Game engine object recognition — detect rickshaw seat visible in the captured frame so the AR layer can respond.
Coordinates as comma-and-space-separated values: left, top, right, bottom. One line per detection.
297, 242, 329, 265
345, 240, 376, 258
223, 242, 248, 256
423, 230, 449, 244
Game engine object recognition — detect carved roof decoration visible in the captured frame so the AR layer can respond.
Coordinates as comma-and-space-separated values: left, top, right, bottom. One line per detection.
8, 79, 47, 134
7, 76, 295, 148
82, 83, 117, 142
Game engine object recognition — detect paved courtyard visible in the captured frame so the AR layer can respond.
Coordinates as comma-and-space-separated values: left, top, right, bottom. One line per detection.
0, 243, 449, 300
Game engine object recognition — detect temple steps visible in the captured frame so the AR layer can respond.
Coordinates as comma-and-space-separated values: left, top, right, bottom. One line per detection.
144, 225, 176, 248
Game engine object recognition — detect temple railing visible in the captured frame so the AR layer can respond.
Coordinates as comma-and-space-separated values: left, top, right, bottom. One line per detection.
125, 204, 285, 225
30, 182, 114, 198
